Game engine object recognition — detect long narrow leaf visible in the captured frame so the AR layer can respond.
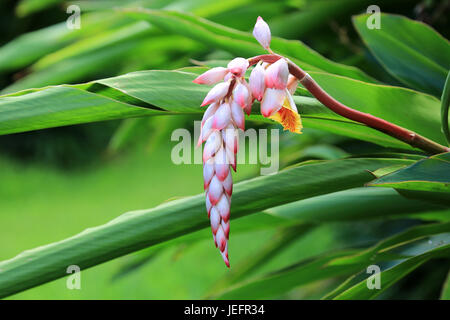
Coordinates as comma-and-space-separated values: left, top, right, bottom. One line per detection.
353, 13, 450, 96
124, 9, 374, 82
0, 69, 443, 153
334, 244, 450, 299
213, 222, 450, 299
441, 71, 450, 145
0, 157, 410, 298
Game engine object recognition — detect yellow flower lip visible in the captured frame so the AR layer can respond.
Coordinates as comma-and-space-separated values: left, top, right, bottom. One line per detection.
269, 94, 303, 134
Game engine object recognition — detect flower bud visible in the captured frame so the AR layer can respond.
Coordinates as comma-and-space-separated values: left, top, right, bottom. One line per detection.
222, 220, 230, 239
216, 196, 230, 222
222, 171, 233, 196
203, 159, 215, 189
203, 131, 222, 162
243, 103, 252, 116
230, 100, 245, 130
210, 207, 220, 233
233, 83, 249, 108
201, 102, 219, 126
200, 115, 215, 144
201, 82, 230, 106
227, 57, 249, 77
214, 147, 230, 180
249, 63, 265, 101
253, 16, 271, 49
215, 226, 227, 252
193, 67, 228, 85
260, 88, 285, 117
208, 176, 224, 205
224, 72, 233, 82
212, 102, 231, 130
225, 147, 237, 172
205, 192, 212, 216
244, 80, 254, 112
265, 58, 289, 90
222, 125, 239, 154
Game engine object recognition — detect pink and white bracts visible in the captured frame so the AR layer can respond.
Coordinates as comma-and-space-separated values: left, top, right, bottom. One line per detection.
194, 58, 251, 267
193, 16, 302, 267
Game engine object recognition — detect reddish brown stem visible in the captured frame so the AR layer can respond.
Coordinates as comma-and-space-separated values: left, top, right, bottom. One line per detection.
249, 54, 449, 155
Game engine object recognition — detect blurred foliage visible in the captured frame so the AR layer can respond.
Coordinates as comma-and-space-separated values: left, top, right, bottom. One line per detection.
0, 0, 448, 300
0, 0, 448, 167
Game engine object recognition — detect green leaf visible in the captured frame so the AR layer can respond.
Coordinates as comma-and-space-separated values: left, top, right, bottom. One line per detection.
269, 0, 399, 39
306, 72, 447, 148
1, 37, 148, 94
4, 0, 293, 92
441, 71, 450, 145
1, 30, 199, 94
0, 85, 162, 135
0, 69, 443, 152
280, 144, 350, 166
16, 0, 64, 17
0, 11, 130, 74
206, 224, 315, 296
213, 222, 450, 299
408, 211, 450, 222
0, 70, 204, 135
215, 249, 362, 299
327, 231, 450, 299
124, 9, 374, 82
321, 271, 364, 300
110, 246, 164, 281
334, 244, 450, 300
353, 13, 450, 96
328, 222, 450, 267
0, 22, 71, 73
110, 210, 290, 281
107, 117, 153, 154
266, 187, 447, 222
370, 164, 409, 178
369, 152, 450, 193
441, 270, 450, 300
32, 21, 153, 71
0, 157, 410, 298
69, 0, 160, 12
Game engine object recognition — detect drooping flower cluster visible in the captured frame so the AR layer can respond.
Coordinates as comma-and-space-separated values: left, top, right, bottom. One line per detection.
193, 57, 250, 267
193, 16, 302, 267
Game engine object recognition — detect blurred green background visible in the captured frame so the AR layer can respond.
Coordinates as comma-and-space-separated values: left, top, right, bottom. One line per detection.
0, 0, 448, 299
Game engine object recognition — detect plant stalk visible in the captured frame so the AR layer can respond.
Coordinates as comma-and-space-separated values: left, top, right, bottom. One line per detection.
249, 54, 450, 155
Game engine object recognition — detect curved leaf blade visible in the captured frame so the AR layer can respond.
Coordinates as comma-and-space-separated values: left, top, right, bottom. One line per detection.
266, 187, 447, 222
124, 9, 374, 82
0, 69, 444, 152
0, 68, 443, 154
441, 270, 450, 300
369, 152, 450, 193
353, 13, 450, 96
214, 222, 450, 299
334, 244, 450, 300
0, 157, 410, 298
308, 72, 446, 147
441, 71, 450, 145
0, 85, 161, 135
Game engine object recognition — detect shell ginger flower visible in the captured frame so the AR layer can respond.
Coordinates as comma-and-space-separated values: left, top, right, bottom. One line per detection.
193, 16, 302, 267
